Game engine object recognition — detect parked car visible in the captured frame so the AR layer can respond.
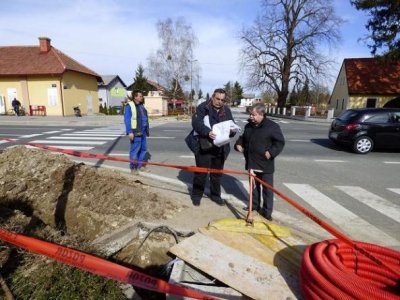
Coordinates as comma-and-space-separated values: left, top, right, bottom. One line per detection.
329, 108, 400, 154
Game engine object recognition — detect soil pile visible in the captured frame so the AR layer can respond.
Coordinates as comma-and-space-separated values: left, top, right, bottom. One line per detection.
0, 146, 184, 240
0, 146, 193, 299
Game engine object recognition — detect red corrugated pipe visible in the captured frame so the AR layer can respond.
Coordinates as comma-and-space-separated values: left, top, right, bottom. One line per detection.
301, 239, 400, 299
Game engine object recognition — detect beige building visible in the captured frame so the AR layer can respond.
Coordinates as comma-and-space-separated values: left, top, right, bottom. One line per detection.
329, 58, 400, 116
0, 37, 101, 116
127, 80, 169, 116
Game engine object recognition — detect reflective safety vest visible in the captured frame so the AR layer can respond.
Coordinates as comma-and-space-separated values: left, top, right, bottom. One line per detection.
128, 101, 137, 130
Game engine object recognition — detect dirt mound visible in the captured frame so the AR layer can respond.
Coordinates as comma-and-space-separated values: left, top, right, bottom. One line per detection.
0, 146, 184, 240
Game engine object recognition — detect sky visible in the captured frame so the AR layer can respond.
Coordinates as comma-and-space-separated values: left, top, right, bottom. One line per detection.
0, 0, 372, 96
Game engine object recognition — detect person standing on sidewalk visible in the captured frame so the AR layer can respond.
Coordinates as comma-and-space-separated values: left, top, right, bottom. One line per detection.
234, 103, 285, 221
124, 90, 149, 174
190, 88, 236, 206
11, 97, 21, 116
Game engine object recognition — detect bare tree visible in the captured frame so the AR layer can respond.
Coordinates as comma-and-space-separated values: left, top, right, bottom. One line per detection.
240, 0, 342, 107
146, 17, 200, 99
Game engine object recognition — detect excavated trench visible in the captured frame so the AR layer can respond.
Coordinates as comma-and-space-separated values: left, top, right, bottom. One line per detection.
0, 147, 192, 299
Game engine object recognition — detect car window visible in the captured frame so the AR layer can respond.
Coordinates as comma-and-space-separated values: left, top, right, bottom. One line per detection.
363, 113, 390, 124
392, 112, 400, 123
337, 110, 360, 122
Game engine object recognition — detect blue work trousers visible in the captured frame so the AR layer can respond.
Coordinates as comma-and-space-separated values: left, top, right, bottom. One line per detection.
129, 135, 147, 169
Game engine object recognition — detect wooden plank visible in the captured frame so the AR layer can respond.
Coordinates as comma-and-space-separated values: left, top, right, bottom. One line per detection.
199, 227, 303, 275
169, 233, 301, 300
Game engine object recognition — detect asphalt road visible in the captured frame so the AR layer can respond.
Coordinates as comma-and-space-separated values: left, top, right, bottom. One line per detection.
0, 109, 399, 249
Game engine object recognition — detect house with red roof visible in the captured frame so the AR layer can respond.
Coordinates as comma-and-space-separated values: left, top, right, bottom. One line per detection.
329, 58, 400, 116
0, 37, 101, 116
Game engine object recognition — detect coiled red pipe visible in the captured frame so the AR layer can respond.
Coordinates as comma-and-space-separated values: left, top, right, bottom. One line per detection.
301, 239, 400, 299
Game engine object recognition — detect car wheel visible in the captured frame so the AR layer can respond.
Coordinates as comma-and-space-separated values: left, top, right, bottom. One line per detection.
353, 136, 373, 154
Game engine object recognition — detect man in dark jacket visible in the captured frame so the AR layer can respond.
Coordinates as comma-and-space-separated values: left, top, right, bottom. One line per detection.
12, 98, 21, 116
124, 91, 149, 174
191, 88, 236, 206
234, 103, 285, 220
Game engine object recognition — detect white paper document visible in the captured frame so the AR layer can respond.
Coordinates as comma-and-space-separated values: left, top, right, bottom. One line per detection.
212, 120, 241, 147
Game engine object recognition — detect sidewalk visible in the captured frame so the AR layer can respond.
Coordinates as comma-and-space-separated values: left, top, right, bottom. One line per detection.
0, 114, 185, 127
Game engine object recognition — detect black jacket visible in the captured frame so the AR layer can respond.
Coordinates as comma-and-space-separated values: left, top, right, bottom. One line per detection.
192, 101, 235, 159
235, 117, 285, 173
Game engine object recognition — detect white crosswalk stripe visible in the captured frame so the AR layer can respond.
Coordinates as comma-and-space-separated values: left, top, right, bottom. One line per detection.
388, 188, 400, 196
29, 140, 105, 145
283, 183, 400, 246
335, 186, 400, 223
47, 136, 115, 140
25, 127, 124, 151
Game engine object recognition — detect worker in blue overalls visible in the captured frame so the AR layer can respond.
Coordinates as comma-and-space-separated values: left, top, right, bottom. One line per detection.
124, 90, 149, 174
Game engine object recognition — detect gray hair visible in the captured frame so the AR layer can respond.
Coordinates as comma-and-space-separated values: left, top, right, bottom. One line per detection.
250, 103, 266, 115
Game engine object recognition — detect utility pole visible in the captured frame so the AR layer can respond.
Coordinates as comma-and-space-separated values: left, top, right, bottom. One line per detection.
189, 59, 198, 114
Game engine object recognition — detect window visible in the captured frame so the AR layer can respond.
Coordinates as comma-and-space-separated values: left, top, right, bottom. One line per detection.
364, 113, 389, 124
366, 98, 376, 108
392, 112, 400, 123
342, 99, 345, 110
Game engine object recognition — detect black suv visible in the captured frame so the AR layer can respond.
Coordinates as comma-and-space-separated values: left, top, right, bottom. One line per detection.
329, 108, 400, 154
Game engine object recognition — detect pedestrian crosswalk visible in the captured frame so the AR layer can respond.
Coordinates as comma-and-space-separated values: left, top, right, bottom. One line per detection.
234, 180, 400, 247
3, 127, 124, 151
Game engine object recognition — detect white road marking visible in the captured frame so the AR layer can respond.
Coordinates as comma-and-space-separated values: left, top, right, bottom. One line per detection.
42, 131, 61, 134
20, 134, 43, 138
29, 140, 105, 145
61, 133, 122, 137
388, 188, 400, 196
11, 144, 93, 150
336, 186, 400, 223
284, 183, 400, 246
314, 159, 346, 163
179, 155, 195, 158
288, 139, 309, 142
60, 129, 73, 131
0, 141, 10, 145
47, 136, 115, 140
77, 131, 124, 135
108, 153, 129, 157
41, 145, 94, 150
383, 161, 400, 164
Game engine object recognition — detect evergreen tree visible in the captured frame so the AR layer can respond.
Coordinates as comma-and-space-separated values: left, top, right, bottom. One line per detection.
223, 81, 233, 105
165, 79, 185, 99
130, 64, 151, 95
351, 0, 400, 60
206, 93, 210, 101
232, 81, 244, 106
198, 89, 203, 99
299, 80, 311, 106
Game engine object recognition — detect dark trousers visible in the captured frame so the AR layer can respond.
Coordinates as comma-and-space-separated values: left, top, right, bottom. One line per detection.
192, 151, 225, 200
252, 172, 274, 218
13, 106, 19, 116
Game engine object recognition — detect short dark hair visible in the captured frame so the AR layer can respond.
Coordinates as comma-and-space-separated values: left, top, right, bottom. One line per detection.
212, 88, 226, 97
133, 90, 143, 97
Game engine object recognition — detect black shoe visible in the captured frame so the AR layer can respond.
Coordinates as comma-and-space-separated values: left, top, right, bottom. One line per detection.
260, 210, 273, 221
243, 206, 260, 212
211, 197, 225, 206
191, 196, 201, 206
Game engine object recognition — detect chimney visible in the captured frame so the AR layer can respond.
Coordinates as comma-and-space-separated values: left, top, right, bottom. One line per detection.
38, 37, 51, 53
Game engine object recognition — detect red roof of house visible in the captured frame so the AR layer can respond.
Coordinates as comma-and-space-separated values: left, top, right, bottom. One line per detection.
0, 39, 101, 80
344, 58, 400, 95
